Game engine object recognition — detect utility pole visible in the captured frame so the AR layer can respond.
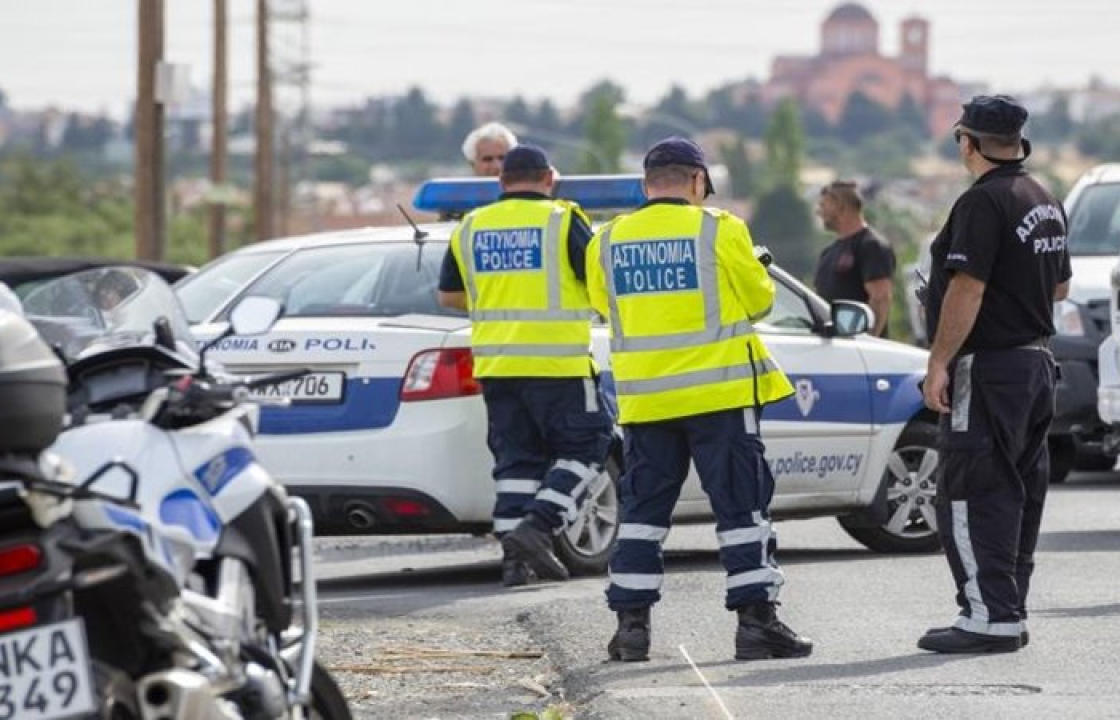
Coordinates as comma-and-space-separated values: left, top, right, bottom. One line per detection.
135, 0, 165, 260
254, 0, 274, 242
271, 0, 311, 235
208, 0, 228, 258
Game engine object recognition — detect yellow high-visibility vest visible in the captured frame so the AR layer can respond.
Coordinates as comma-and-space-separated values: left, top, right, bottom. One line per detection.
586, 202, 793, 424
450, 197, 593, 378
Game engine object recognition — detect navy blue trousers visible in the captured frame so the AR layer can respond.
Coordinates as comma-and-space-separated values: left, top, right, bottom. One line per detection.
936, 348, 1054, 638
606, 408, 783, 611
481, 377, 613, 534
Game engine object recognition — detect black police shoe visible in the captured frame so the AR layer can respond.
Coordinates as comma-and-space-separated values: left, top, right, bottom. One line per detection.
924, 624, 1029, 647
607, 607, 651, 662
735, 603, 813, 660
500, 557, 535, 587
917, 627, 1021, 654
500, 521, 570, 582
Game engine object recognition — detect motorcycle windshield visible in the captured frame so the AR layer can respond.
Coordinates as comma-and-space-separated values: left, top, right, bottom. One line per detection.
21, 266, 196, 363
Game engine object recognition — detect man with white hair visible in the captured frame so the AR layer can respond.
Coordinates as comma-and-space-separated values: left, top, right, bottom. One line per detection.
462, 122, 518, 177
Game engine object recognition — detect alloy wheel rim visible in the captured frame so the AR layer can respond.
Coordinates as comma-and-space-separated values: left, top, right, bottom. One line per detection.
881, 444, 939, 539
564, 471, 619, 557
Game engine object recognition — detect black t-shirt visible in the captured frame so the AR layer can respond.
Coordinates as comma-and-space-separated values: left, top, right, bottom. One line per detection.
925, 164, 1073, 352
813, 227, 896, 304
437, 192, 593, 292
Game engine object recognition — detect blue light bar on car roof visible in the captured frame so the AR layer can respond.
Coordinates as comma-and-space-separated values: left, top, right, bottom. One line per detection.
413, 174, 647, 213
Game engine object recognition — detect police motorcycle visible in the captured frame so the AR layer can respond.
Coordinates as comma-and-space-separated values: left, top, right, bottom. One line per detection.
0, 266, 350, 720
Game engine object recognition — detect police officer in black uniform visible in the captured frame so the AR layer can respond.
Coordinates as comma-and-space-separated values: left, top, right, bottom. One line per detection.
918, 96, 1072, 654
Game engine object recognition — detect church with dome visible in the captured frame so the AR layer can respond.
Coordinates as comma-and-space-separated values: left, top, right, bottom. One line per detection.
761, 3, 965, 137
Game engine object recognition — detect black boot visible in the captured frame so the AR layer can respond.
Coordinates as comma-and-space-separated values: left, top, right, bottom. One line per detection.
500, 556, 534, 587
607, 607, 651, 662
735, 603, 813, 660
917, 627, 1021, 654
500, 520, 570, 582
923, 624, 1029, 647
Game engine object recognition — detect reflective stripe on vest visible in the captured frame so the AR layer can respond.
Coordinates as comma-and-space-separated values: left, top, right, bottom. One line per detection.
601, 212, 753, 353
459, 207, 578, 324
613, 356, 779, 395
472, 343, 590, 357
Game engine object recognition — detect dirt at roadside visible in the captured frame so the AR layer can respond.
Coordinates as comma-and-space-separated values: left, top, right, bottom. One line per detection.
318, 607, 574, 720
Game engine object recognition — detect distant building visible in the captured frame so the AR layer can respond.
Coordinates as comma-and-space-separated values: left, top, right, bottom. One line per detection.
761, 3, 965, 136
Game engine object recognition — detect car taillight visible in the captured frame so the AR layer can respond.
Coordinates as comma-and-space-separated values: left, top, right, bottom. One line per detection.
0, 544, 41, 578
401, 348, 481, 401
0, 606, 37, 633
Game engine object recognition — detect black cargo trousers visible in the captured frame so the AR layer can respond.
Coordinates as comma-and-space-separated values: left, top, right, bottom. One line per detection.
935, 345, 1056, 637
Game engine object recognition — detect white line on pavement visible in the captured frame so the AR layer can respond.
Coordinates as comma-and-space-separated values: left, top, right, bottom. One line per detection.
679, 644, 735, 720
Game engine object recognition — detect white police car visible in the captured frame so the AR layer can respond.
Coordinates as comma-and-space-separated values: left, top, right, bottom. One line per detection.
176, 176, 938, 574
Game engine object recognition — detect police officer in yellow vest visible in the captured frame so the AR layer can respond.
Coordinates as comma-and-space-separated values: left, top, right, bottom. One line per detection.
586, 137, 813, 662
438, 145, 612, 587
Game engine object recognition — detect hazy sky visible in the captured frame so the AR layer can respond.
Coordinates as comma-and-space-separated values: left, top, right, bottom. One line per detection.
1, 0, 1117, 117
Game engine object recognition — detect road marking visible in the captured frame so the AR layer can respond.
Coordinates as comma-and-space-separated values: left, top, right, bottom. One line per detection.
679, 644, 735, 719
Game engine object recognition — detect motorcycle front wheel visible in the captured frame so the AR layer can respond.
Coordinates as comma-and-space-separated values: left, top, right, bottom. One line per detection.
309, 660, 352, 720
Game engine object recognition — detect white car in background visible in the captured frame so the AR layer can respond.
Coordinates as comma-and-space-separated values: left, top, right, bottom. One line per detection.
175, 177, 938, 574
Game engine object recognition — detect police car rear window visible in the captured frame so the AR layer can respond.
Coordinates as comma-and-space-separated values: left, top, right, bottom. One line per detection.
232, 243, 462, 318
1068, 182, 1120, 256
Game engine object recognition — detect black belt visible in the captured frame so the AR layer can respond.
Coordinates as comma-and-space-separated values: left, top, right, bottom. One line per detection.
1016, 337, 1051, 351
964, 337, 1051, 355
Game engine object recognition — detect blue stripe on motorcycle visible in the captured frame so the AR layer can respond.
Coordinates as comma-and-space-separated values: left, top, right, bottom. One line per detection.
194, 446, 255, 495
160, 488, 222, 544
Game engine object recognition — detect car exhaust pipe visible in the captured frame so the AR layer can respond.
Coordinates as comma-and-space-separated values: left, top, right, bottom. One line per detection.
345, 502, 377, 531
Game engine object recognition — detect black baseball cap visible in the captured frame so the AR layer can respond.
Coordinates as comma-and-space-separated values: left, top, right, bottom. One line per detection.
644, 137, 715, 197
957, 95, 1029, 136
501, 144, 550, 173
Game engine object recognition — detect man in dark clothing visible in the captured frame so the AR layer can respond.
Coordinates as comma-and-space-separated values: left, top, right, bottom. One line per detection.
813, 180, 896, 337
919, 95, 1072, 654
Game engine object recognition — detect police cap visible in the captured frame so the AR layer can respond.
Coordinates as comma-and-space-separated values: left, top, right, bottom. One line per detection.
501, 144, 550, 173
957, 95, 1029, 136
644, 137, 715, 197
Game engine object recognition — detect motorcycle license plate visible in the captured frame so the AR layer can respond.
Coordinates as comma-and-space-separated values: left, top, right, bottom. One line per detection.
248, 372, 345, 404
0, 618, 95, 720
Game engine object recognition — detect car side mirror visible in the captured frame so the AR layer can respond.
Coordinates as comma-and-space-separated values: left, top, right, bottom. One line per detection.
229, 296, 283, 337
830, 300, 873, 337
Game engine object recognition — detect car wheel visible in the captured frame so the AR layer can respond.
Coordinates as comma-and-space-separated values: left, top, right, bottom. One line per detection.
839, 420, 942, 553
1049, 435, 1075, 484
554, 456, 620, 576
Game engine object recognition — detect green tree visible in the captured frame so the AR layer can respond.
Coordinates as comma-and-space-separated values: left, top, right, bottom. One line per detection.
505, 95, 533, 127
750, 184, 818, 280
390, 86, 441, 161
639, 85, 699, 146
1032, 95, 1075, 142
446, 98, 476, 159
578, 84, 626, 173
534, 100, 562, 134
837, 91, 894, 143
896, 94, 929, 138
720, 138, 757, 199
764, 98, 805, 188
0, 154, 241, 265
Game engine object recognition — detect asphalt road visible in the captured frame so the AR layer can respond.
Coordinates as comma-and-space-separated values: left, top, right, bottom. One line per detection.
315, 472, 1120, 719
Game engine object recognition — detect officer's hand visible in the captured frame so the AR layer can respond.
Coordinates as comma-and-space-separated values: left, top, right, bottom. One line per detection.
923, 362, 951, 414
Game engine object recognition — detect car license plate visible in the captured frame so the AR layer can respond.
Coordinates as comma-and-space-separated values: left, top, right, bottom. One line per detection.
0, 618, 95, 720
248, 372, 345, 404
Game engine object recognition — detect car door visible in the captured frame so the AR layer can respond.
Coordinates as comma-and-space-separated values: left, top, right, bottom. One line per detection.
755, 274, 874, 506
